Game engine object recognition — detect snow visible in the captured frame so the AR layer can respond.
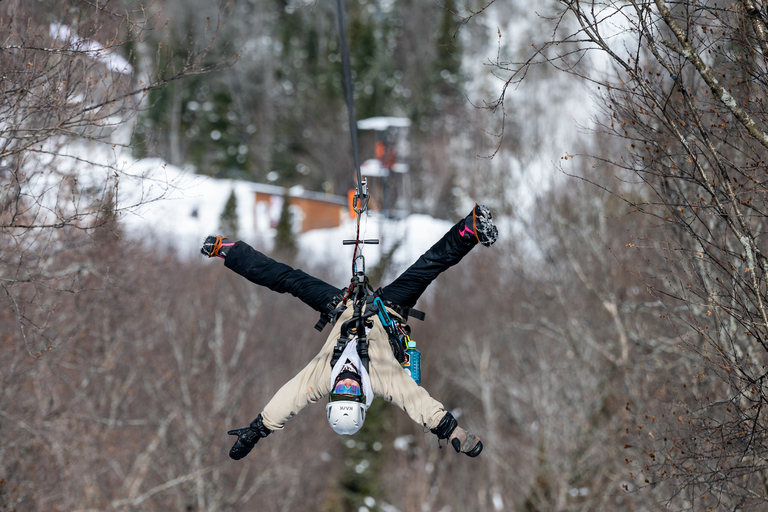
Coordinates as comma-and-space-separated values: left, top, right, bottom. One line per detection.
116, 156, 453, 281
357, 117, 412, 130
19, 127, 462, 284
49, 23, 133, 75
456, 1, 605, 218
392, 435, 414, 451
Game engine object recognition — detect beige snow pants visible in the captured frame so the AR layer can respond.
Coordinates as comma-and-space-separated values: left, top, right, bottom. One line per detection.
260, 305, 446, 432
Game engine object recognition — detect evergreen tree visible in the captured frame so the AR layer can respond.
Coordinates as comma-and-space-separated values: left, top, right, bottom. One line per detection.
94, 185, 122, 245
432, 0, 463, 98
219, 189, 240, 239
131, 1, 242, 176
274, 192, 297, 257
135, 0, 471, 216
336, 400, 393, 512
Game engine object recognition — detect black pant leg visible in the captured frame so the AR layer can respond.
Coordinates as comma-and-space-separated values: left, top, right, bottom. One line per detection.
224, 241, 344, 314
378, 219, 476, 308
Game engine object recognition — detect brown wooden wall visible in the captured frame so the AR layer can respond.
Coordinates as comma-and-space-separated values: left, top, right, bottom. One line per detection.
254, 192, 344, 233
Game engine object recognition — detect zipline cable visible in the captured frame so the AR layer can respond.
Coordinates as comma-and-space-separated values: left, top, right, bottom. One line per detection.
335, 0, 375, 284
334, 0, 364, 214
333, 0, 388, 374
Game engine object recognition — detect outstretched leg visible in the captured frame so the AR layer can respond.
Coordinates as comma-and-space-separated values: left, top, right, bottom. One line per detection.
379, 204, 497, 308
203, 237, 344, 315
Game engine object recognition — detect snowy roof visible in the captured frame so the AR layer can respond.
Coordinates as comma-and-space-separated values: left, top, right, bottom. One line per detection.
251, 182, 347, 205
357, 117, 412, 131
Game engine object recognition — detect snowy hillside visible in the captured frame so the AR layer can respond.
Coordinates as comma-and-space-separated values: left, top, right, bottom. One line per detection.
117, 156, 454, 282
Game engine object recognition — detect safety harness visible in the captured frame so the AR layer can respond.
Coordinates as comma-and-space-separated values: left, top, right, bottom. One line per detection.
325, 291, 425, 372
322, 0, 424, 372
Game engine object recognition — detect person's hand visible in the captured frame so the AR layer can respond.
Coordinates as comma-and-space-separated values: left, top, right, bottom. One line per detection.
227, 427, 259, 460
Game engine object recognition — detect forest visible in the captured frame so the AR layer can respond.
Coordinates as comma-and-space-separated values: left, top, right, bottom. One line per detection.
3, 0, 768, 511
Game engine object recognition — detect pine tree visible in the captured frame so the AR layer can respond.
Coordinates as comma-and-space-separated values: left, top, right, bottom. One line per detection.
274, 192, 297, 257
94, 185, 121, 245
219, 189, 239, 239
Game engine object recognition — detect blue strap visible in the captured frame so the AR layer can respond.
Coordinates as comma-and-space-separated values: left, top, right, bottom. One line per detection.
373, 296, 392, 327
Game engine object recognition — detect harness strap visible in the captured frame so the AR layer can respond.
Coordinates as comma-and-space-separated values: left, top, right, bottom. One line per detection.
329, 309, 378, 371
323, 283, 427, 371
366, 290, 426, 322
314, 293, 348, 332
402, 306, 425, 322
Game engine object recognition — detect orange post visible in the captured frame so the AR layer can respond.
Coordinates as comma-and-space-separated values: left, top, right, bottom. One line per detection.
347, 188, 357, 218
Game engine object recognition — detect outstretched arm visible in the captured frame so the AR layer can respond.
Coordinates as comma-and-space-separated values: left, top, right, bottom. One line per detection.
367, 318, 483, 457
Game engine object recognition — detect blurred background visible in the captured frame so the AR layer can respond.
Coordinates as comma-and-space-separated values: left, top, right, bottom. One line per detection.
4, 0, 768, 510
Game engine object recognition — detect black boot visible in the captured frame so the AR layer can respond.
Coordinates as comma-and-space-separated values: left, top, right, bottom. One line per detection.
459, 204, 498, 247
201, 235, 235, 259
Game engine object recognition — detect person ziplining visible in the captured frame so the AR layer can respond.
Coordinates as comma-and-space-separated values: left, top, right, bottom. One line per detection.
200, 204, 498, 460
199, 0, 498, 461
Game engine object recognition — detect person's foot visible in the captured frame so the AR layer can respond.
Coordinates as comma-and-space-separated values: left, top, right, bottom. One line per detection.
460, 204, 498, 247
201, 235, 234, 258
449, 425, 483, 457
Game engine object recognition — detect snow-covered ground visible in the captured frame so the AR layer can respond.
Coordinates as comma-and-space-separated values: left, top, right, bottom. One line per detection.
116, 157, 454, 282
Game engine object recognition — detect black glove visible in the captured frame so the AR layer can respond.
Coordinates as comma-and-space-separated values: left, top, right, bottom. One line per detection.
227, 427, 260, 460
227, 414, 272, 460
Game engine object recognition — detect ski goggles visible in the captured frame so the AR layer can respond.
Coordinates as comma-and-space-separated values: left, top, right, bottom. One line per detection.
329, 379, 365, 403
332, 379, 362, 397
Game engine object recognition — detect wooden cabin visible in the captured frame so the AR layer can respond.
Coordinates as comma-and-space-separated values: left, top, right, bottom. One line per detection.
252, 184, 347, 234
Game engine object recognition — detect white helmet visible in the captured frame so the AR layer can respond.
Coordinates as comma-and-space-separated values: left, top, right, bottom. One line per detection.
326, 400, 367, 435
327, 371, 367, 435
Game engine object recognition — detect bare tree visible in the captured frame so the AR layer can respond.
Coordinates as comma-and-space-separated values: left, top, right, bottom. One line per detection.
0, 0, 234, 357
470, 0, 768, 508
0, 239, 347, 510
